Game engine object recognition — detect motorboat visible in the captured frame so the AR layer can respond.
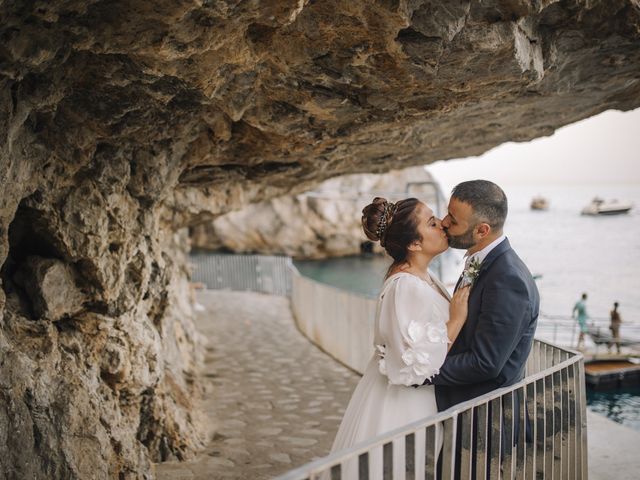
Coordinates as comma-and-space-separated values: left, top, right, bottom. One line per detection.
581, 197, 633, 216
530, 196, 549, 210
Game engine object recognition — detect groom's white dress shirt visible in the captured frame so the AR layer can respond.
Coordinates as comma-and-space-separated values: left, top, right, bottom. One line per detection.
463, 234, 507, 271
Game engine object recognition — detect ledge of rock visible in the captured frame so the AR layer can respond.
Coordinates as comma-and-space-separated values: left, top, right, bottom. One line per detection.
1, 0, 640, 477
190, 166, 441, 258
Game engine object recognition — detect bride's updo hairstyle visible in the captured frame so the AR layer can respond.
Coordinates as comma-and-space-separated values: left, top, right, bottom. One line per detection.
362, 197, 422, 277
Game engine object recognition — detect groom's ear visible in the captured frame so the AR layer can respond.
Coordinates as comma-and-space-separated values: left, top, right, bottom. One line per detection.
476, 223, 491, 238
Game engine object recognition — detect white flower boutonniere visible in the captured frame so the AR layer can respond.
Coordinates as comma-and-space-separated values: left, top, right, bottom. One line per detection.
461, 257, 482, 288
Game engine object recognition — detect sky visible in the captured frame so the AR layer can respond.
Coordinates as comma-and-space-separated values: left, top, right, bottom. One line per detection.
426, 108, 640, 189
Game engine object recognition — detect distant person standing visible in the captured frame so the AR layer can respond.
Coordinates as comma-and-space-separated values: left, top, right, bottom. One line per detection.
608, 302, 622, 354
573, 293, 588, 349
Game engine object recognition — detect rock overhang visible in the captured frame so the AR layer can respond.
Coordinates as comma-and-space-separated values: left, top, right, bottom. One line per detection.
2, 0, 639, 223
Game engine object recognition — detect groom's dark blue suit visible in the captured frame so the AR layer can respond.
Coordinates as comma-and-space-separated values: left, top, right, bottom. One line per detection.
429, 238, 539, 479
433, 237, 540, 410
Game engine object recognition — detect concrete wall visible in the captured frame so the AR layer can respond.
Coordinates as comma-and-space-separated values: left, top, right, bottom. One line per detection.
291, 270, 377, 374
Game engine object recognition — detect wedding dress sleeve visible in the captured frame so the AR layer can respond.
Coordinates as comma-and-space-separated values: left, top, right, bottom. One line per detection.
377, 275, 449, 387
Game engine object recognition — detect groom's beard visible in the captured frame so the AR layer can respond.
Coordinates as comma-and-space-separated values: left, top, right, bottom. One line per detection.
445, 226, 476, 249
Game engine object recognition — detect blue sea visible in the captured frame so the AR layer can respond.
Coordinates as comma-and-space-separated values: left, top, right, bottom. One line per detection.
500, 184, 640, 326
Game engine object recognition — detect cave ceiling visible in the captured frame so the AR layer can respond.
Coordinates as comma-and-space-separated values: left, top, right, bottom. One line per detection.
1, 0, 639, 223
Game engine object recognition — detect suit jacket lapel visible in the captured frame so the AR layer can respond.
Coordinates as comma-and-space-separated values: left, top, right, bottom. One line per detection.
474, 237, 512, 283
455, 239, 512, 350
455, 238, 511, 293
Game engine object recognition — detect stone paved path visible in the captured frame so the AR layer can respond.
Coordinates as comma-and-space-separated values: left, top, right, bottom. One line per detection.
155, 290, 360, 479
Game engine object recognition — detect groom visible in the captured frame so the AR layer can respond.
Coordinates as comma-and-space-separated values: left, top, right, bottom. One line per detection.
423, 180, 539, 476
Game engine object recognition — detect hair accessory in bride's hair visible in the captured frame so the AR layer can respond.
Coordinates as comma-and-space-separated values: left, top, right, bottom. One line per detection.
375, 203, 390, 239
376, 202, 396, 243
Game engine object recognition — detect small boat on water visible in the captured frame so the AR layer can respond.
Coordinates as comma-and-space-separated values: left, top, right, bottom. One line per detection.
581, 197, 633, 216
530, 196, 549, 210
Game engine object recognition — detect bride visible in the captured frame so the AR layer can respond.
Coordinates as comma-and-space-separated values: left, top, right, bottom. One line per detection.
327, 197, 469, 477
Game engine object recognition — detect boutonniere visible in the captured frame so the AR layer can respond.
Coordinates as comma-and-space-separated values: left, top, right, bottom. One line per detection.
461, 257, 482, 288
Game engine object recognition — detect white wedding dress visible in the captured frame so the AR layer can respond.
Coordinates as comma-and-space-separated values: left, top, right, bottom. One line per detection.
328, 272, 451, 478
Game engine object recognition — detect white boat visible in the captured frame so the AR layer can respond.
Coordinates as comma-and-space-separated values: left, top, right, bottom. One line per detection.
581, 197, 633, 216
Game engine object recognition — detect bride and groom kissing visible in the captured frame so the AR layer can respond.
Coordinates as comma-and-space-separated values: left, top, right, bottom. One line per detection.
329, 180, 540, 478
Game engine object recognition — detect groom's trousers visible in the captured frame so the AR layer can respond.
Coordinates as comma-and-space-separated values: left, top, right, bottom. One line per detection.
437, 390, 532, 480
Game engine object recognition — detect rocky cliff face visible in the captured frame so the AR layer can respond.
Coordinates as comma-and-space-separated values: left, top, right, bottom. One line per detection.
1, 0, 639, 477
1, 208, 209, 479
190, 166, 441, 258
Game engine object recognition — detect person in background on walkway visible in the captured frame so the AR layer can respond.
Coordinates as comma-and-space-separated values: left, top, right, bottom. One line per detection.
573, 293, 588, 349
608, 302, 622, 354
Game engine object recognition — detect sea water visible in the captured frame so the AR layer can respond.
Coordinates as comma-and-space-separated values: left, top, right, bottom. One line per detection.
501, 184, 640, 325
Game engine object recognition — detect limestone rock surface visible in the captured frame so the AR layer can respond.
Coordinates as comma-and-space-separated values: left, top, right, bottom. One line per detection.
13, 256, 86, 321
190, 166, 442, 258
1, 0, 639, 478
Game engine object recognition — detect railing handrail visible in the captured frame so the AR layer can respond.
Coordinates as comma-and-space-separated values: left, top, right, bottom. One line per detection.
275, 340, 583, 479
190, 250, 293, 260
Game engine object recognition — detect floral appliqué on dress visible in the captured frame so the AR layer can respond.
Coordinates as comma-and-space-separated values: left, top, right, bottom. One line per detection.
399, 320, 449, 383
376, 319, 449, 386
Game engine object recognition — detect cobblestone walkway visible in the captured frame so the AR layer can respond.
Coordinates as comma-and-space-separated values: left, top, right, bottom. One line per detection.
155, 290, 360, 479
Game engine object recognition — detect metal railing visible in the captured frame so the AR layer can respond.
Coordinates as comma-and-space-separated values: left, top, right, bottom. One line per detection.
276, 340, 587, 480
285, 268, 588, 479
189, 252, 293, 296
536, 316, 640, 350
189, 253, 589, 479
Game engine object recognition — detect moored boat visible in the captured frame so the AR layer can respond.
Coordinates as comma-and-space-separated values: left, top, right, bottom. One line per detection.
530, 196, 549, 210
581, 197, 633, 216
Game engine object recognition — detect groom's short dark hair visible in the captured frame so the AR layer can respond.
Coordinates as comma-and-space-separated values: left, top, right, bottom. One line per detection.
451, 180, 508, 231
